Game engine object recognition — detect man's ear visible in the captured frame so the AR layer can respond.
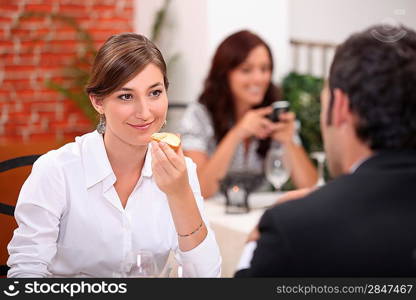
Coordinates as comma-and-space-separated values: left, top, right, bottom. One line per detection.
331, 88, 351, 127
89, 95, 104, 114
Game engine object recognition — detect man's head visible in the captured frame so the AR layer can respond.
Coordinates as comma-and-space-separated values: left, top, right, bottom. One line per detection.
321, 24, 416, 177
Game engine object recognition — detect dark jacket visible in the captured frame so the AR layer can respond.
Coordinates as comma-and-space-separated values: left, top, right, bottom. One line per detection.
236, 150, 416, 276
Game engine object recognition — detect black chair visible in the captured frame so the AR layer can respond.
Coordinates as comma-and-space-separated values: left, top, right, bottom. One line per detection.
0, 154, 41, 276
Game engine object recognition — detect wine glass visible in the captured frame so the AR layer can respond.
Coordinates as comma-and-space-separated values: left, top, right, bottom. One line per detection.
115, 250, 159, 278
130, 250, 159, 277
311, 151, 326, 187
264, 148, 290, 191
166, 261, 198, 278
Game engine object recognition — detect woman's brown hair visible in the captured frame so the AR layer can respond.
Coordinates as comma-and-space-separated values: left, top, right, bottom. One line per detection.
86, 33, 169, 99
198, 30, 280, 158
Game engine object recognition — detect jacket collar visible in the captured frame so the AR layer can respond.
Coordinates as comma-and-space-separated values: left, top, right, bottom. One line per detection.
355, 149, 416, 174
82, 131, 153, 189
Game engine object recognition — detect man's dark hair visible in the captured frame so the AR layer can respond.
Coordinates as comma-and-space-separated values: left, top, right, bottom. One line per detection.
328, 24, 416, 150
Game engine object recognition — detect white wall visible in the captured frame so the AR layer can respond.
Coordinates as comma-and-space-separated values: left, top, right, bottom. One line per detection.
135, 0, 289, 104
288, 0, 416, 76
135, 0, 416, 102
135, 0, 209, 104
206, 0, 290, 83
290, 0, 416, 43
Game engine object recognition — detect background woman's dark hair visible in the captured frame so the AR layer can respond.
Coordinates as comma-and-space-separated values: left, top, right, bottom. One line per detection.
86, 33, 169, 99
329, 24, 416, 150
198, 30, 280, 158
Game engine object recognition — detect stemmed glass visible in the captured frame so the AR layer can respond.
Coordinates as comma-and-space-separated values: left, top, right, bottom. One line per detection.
311, 151, 326, 187
129, 250, 159, 277
114, 250, 159, 278
164, 262, 198, 278
264, 148, 290, 191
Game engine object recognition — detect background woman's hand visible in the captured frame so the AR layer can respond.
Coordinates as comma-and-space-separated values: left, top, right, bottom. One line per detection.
234, 106, 274, 140
151, 141, 191, 197
246, 187, 313, 243
269, 112, 296, 145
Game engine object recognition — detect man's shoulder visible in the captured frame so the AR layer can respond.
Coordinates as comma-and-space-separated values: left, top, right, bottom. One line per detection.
264, 174, 360, 221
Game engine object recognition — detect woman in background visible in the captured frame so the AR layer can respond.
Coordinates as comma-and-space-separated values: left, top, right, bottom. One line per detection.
7, 33, 221, 277
180, 30, 318, 198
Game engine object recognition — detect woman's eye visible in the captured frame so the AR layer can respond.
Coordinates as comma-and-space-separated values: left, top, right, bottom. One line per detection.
149, 90, 162, 97
241, 68, 251, 73
118, 94, 133, 101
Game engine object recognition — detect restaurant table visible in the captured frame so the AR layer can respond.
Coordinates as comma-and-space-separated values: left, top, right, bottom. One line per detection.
204, 192, 282, 277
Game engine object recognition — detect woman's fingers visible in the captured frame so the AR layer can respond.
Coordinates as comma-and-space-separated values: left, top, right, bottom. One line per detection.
255, 106, 273, 116
270, 122, 287, 132
150, 140, 190, 196
278, 111, 295, 122
158, 141, 184, 171
260, 117, 274, 128
151, 141, 178, 175
277, 188, 312, 204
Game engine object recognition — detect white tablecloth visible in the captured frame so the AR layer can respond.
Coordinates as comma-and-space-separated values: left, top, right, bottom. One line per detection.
204, 192, 282, 277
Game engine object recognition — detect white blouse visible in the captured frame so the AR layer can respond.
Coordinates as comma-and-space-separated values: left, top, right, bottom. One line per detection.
7, 131, 221, 278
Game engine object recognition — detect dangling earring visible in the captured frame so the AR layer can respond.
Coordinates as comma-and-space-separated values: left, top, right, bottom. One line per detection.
97, 114, 106, 134
161, 119, 167, 129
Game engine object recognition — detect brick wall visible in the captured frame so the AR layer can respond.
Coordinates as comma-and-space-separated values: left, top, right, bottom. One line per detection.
0, 0, 134, 144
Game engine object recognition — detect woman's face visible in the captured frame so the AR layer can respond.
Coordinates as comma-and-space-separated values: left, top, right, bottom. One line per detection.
91, 63, 168, 147
228, 45, 272, 107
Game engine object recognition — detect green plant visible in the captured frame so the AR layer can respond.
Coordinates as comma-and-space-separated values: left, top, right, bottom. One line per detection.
150, 0, 180, 72
151, 0, 172, 42
282, 72, 324, 153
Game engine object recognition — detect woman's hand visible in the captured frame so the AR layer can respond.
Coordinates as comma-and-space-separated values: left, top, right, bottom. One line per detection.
233, 106, 274, 140
277, 187, 313, 204
269, 112, 296, 145
246, 187, 313, 243
151, 140, 191, 197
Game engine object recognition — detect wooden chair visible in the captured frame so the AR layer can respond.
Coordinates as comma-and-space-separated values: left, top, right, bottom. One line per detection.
0, 155, 41, 276
0, 140, 65, 277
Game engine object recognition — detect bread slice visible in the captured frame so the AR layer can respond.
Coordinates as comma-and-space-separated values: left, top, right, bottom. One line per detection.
151, 132, 181, 150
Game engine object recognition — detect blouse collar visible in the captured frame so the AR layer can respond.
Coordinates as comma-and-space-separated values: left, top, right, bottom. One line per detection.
81, 130, 153, 189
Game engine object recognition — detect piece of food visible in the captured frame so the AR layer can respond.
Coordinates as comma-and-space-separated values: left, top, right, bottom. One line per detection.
151, 132, 181, 150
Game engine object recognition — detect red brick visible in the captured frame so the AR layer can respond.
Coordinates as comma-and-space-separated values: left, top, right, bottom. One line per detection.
4, 70, 35, 81
15, 90, 35, 102
2, 80, 32, 91
39, 53, 74, 67
3, 54, 32, 66
14, 19, 46, 30
91, 19, 130, 30
0, 90, 9, 99
4, 65, 36, 72
9, 28, 32, 37
0, 5, 19, 14
0, 16, 13, 23
58, 4, 87, 16
8, 111, 31, 120
1, 0, 133, 143
25, 4, 53, 13
0, 40, 13, 47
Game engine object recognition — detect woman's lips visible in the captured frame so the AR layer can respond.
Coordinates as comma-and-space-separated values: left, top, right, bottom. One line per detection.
127, 121, 153, 130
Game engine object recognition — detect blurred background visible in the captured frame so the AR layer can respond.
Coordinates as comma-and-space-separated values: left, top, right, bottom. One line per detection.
1, 0, 415, 148
1, 0, 416, 276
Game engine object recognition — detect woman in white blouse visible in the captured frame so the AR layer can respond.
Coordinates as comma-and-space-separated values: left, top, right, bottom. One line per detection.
7, 33, 221, 278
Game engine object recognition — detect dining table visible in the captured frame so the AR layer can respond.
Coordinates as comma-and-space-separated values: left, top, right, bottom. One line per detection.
204, 191, 283, 277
